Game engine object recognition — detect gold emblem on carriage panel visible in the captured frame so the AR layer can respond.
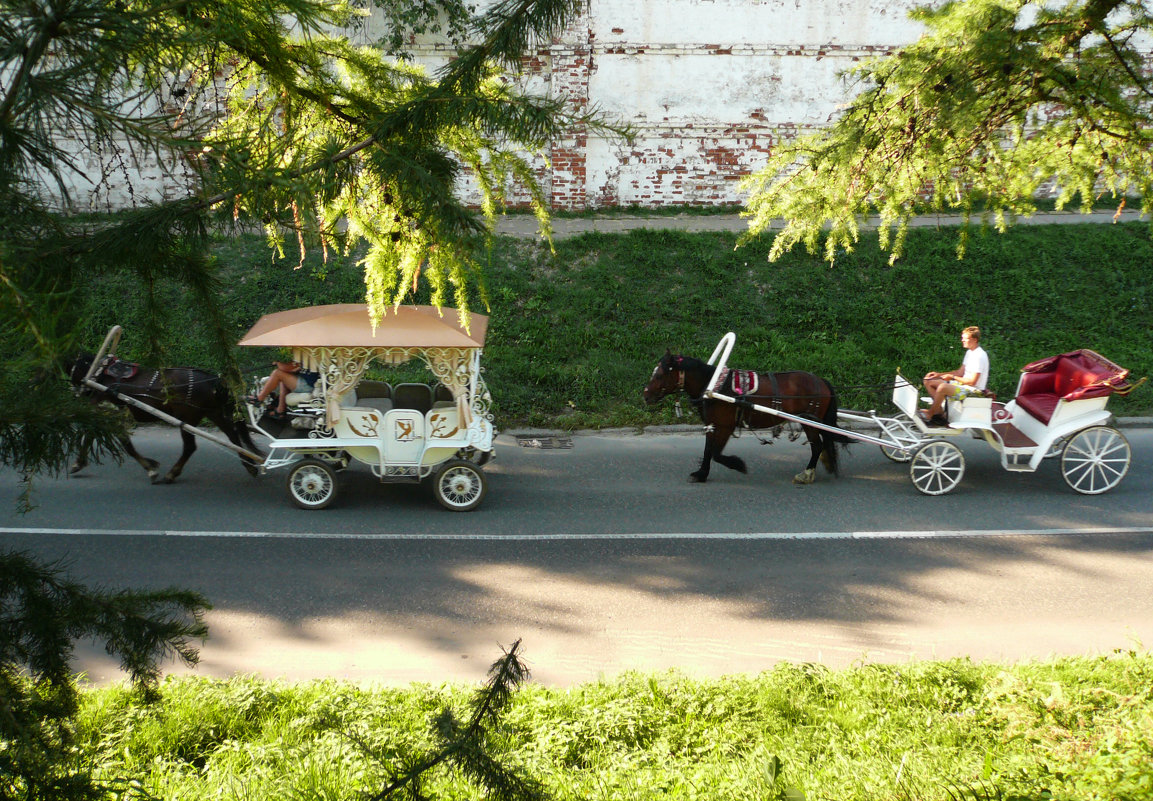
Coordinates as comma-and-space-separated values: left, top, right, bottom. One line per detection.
394, 417, 416, 441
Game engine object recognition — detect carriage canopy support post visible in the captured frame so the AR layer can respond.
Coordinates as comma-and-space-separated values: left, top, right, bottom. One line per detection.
704, 390, 909, 452
83, 378, 263, 463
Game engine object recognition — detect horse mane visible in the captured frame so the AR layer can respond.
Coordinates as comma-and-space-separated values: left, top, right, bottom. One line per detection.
669, 354, 716, 379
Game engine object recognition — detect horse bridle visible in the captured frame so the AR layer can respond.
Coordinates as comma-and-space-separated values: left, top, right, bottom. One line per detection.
657, 360, 691, 417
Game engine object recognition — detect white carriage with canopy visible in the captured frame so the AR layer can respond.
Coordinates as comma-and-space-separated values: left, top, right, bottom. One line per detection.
240, 304, 495, 511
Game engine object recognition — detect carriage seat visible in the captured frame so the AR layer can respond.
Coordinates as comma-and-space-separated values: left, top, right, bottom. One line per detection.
392, 382, 433, 413
358, 397, 393, 413
1013, 349, 1130, 425
284, 387, 358, 408
353, 380, 392, 413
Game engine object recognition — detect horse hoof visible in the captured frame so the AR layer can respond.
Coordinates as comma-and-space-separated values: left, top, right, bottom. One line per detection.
689, 473, 707, 483
792, 468, 816, 485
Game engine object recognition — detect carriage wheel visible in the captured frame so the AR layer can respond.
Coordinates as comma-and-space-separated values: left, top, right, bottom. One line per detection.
433, 459, 487, 512
1060, 426, 1130, 495
287, 458, 338, 510
1043, 436, 1069, 460
879, 443, 912, 463
910, 440, 965, 495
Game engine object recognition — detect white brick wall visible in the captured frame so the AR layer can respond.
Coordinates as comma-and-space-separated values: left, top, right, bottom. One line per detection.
46, 1, 944, 211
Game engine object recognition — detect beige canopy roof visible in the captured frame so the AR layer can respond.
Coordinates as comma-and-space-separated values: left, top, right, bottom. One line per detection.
238, 304, 488, 349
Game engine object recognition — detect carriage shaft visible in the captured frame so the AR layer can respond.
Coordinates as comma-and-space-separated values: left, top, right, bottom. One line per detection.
704, 391, 908, 451
84, 378, 263, 462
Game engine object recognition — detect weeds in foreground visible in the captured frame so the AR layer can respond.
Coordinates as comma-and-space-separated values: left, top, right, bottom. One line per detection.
77, 649, 1153, 801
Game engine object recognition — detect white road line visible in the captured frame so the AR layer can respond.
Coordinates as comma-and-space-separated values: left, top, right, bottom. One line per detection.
2, 526, 1151, 541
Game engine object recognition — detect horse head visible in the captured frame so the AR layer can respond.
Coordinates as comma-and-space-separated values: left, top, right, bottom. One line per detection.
66, 353, 98, 392
642, 350, 684, 405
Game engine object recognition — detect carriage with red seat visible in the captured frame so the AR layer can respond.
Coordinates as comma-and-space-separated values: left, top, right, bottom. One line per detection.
876, 348, 1142, 494
644, 332, 1142, 496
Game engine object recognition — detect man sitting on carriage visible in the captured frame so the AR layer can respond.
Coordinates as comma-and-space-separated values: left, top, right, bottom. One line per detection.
920, 325, 989, 426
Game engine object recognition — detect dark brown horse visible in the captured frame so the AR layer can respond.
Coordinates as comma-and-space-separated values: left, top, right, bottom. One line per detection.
642, 351, 849, 484
69, 354, 262, 484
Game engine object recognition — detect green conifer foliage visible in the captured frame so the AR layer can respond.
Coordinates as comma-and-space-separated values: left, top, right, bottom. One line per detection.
742, 0, 1153, 264
0, 0, 620, 494
0, 550, 209, 799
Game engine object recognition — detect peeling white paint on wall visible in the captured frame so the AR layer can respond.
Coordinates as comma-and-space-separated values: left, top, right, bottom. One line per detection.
54, 0, 937, 212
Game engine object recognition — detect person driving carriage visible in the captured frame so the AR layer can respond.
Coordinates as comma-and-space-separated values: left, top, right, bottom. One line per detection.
248, 359, 320, 419
920, 325, 989, 426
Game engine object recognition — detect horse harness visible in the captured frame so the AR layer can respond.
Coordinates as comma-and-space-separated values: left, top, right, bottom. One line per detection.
715, 368, 829, 437
91, 357, 206, 406
668, 363, 826, 433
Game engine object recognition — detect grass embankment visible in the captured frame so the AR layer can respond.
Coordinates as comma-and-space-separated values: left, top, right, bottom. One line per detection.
78, 221, 1153, 428
79, 651, 1153, 800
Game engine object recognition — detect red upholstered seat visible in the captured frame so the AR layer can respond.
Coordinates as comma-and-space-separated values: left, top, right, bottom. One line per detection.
1015, 392, 1060, 424
1013, 350, 1130, 425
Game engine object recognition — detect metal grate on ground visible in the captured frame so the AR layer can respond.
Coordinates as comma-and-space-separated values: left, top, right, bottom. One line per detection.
515, 435, 574, 449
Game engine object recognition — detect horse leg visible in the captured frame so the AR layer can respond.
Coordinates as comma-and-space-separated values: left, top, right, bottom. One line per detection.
215, 416, 262, 476
793, 426, 822, 485
70, 437, 89, 474
159, 430, 197, 484
121, 436, 162, 482
818, 430, 841, 475
690, 425, 745, 483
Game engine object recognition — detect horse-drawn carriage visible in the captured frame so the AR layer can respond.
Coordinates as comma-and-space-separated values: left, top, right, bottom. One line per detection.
75, 304, 495, 511
645, 333, 1142, 496
239, 304, 495, 511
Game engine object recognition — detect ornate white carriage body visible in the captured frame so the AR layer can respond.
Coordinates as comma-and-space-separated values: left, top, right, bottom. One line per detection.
240, 304, 495, 510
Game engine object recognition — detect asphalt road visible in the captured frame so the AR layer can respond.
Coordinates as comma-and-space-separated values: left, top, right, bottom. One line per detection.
3, 426, 1152, 686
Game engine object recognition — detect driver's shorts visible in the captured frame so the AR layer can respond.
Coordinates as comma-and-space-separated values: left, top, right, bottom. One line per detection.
950, 382, 985, 401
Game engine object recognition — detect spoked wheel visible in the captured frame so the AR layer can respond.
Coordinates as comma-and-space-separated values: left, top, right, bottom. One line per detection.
433, 459, 487, 512
910, 440, 965, 495
287, 458, 338, 510
1060, 426, 1130, 495
1043, 436, 1069, 460
880, 443, 912, 463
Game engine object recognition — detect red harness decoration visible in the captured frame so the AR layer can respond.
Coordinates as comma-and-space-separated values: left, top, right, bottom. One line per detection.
717, 368, 760, 396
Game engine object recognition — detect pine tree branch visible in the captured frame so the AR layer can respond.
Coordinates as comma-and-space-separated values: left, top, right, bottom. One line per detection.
0, 4, 58, 126
366, 639, 531, 801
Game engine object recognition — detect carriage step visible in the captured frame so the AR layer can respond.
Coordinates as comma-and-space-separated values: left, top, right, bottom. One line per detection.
993, 422, 1036, 448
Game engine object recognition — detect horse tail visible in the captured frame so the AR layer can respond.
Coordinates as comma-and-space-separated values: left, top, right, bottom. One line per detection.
819, 378, 850, 476
211, 379, 263, 460
821, 379, 851, 444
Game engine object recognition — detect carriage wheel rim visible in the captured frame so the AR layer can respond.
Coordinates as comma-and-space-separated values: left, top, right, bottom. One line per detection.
291, 463, 334, 506
439, 465, 482, 507
910, 441, 965, 495
1061, 427, 1130, 495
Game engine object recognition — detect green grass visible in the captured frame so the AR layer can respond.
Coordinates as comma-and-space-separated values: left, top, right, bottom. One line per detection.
75, 221, 1153, 429
76, 650, 1153, 801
